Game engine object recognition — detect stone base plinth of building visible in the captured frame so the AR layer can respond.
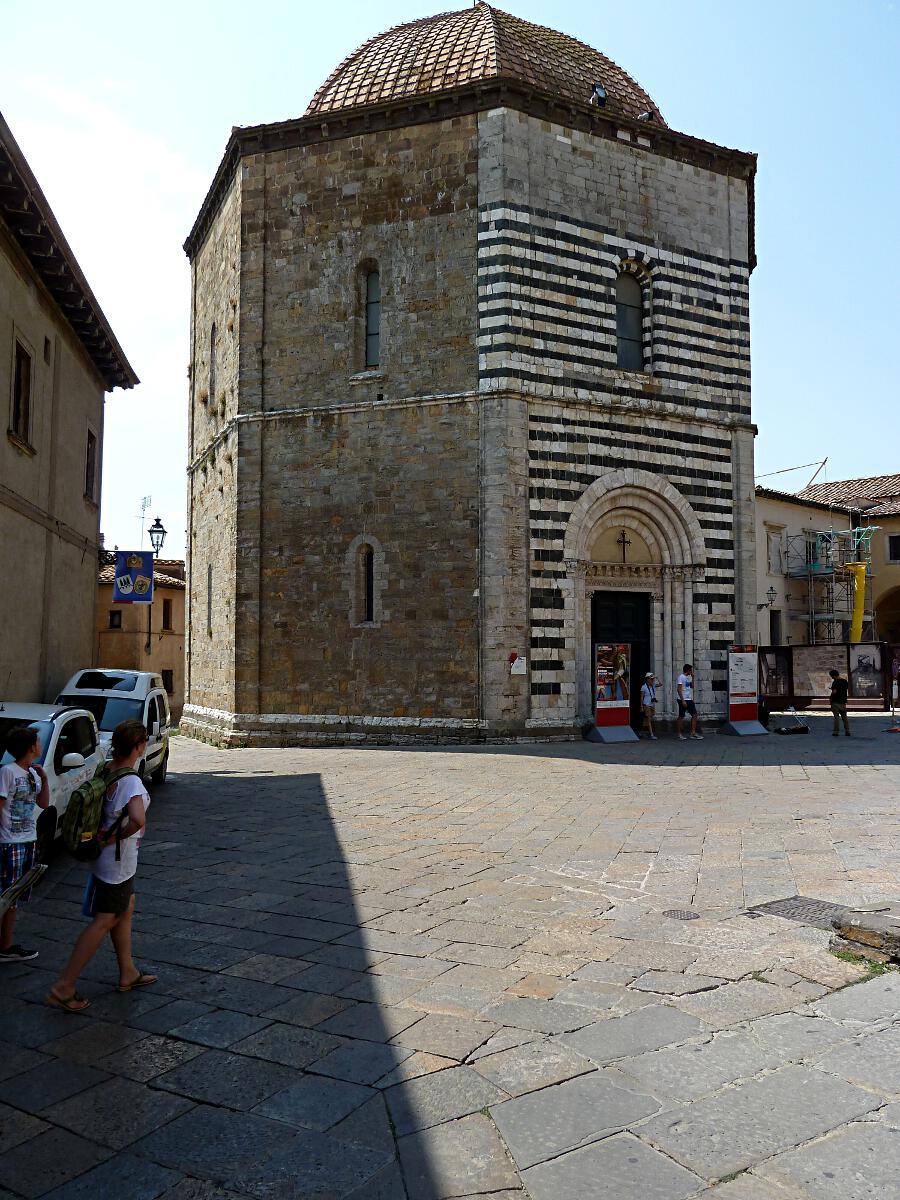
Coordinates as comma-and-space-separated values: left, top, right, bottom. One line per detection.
180, 705, 578, 748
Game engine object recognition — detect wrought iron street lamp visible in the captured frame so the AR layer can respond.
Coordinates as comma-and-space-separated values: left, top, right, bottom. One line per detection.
145, 517, 167, 653
148, 517, 167, 557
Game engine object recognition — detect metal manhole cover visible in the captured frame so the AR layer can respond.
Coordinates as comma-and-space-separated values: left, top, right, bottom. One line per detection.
663, 909, 701, 921
745, 895, 849, 930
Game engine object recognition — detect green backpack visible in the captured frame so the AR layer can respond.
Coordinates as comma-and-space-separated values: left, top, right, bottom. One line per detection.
60, 763, 139, 862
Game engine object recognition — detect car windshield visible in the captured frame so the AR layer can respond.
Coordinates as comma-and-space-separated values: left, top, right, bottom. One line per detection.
0, 720, 53, 767
73, 671, 137, 692
58, 695, 143, 732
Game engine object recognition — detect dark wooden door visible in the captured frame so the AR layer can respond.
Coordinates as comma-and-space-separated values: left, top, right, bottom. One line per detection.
592, 591, 652, 729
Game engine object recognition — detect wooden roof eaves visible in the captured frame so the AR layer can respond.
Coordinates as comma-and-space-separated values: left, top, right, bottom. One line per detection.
0, 113, 138, 391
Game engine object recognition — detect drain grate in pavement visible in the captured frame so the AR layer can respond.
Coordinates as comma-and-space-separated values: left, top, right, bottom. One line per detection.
745, 895, 849, 930
663, 909, 701, 921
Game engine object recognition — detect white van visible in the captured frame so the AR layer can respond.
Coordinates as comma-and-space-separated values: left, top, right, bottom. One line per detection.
56, 669, 171, 784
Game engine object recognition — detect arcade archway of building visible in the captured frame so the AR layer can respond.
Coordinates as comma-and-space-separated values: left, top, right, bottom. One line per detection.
558, 471, 707, 724
877, 586, 900, 646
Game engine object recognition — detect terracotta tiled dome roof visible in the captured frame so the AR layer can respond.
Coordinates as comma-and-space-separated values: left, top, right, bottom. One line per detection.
305, 3, 664, 125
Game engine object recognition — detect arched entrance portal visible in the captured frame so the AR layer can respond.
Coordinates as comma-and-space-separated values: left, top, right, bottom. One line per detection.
560, 470, 707, 726
877, 586, 900, 645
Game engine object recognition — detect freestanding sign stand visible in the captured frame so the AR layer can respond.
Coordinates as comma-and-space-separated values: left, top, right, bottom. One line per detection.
721, 646, 768, 736
586, 642, 639, 743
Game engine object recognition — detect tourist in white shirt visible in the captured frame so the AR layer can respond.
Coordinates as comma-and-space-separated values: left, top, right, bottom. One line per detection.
48, 720, 156, 1012
676, 664, 703, 741
640, 673, 659, 740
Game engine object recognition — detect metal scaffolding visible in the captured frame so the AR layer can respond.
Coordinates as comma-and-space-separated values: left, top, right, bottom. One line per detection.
785, 526, 877, 644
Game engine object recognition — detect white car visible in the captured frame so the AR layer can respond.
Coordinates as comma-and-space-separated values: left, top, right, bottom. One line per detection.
0, 703, 106, 848
56, 669, 171, 785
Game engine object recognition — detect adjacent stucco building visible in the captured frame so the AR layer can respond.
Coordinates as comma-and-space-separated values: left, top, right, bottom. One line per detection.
96, 559, 186, 720
182, 4, 758, 745
0, 113, 137, 702
798, 475, 900, 646
755, 487, 858, 646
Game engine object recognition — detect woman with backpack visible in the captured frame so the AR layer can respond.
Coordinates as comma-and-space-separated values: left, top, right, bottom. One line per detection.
47, 720, 156, 1011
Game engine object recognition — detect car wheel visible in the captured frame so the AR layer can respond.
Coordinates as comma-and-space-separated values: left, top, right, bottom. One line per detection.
36, 806, 58, 864
151, 750, 168, 786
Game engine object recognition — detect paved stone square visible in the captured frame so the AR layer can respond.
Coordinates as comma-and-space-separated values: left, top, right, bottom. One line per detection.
1, 714, 900, 1197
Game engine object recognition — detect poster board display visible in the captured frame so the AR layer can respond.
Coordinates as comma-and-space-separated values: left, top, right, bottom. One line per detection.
595, 643, 631, 728
792, 645, 847, 697
759, 649, 790, 697
849, 644, 882, 698
728, 648, 759, 723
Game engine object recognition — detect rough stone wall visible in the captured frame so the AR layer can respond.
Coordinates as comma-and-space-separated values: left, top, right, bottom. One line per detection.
185, 173, 241, 715
248, 117, 479, 413
0, 226, 106, 700
187, 117, 483, 738
477, 108, 756, 723
255, 400, 480, 718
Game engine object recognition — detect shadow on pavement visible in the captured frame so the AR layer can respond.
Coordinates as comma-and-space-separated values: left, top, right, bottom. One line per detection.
0, 768, 451, 1198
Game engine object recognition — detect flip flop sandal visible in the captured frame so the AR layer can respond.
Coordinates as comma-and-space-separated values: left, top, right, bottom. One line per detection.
46, 989, 90, 1013
118, 972, 158, 993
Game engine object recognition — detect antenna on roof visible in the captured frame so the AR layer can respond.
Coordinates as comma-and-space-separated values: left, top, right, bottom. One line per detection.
805, 457, 828, 489
755, 458, 828, 489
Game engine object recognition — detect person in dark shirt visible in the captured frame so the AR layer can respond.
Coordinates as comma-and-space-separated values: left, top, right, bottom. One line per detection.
829, 669, 850, 737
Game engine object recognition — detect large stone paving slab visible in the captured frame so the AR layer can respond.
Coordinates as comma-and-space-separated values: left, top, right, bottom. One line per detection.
814, 1024, 900, 1093
471, 1037, 594, 1096
38, 1151, 181, 1200
0, 1125, 111, 1198
559, 1004, 706, 1064
522, 1132, 703, 1200
398, 1113, 521, 1199
812, 972, 900, 1024
43, 1076, 194, 1149
760, 1123, 900, 1199
490, 1071, 660, 1169
612, 1029, 785, 1103
744, 1012, 852, 1060
153, 1048, 299, 1110
641, 1065, 881, 1179
672, 980, 799, 1027
385, 1066, 506, 1136
230, 1129, 398, 1199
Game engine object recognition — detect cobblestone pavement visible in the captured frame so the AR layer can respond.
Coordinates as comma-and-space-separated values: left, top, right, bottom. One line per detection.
2, 714, 900, 1198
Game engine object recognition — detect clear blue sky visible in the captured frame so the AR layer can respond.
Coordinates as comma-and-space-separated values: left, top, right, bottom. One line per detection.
5, 0, 898, 556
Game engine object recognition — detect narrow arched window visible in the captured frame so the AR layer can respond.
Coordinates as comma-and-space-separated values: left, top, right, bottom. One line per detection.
365, 271, 380, 368
209, 322, 217, 401
361, 544, 374, 623
616, 272, 644, 371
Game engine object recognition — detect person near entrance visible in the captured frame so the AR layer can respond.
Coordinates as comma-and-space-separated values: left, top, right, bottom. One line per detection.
677, 664, 703, 740
640, 673, 659, 740
829, 669, 851, 737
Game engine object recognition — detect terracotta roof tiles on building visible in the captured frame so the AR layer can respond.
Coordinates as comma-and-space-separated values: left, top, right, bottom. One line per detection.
305, 4, 664, 124
755, 485, 853, 515
98, 566, 185, 590
799, 474, 900, 508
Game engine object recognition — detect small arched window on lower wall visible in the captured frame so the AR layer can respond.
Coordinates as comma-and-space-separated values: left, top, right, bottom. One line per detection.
616, 270, 646, 371
360, 544, 374, 623
347, 534, 384, 627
